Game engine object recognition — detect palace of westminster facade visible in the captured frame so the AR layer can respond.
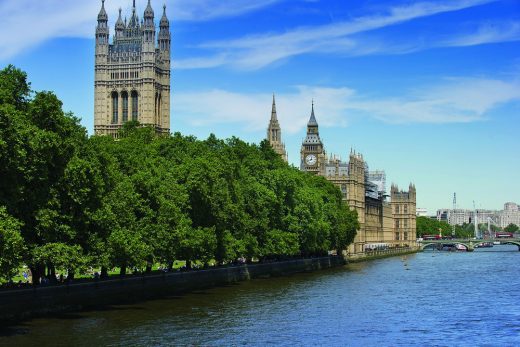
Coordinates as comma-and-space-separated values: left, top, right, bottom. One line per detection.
94, 1, 416, 255
267, 96, 417, 255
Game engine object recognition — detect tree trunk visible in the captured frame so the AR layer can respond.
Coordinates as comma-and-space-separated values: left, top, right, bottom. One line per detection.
49, 265, 57, 284
100, 266, 108, 279
145, 264, 152, 274
167, 262, 173, 271
30, 266, 41, 286
67, 270, 75, 282
186, 260, 192, 270
120, 265, 127, 277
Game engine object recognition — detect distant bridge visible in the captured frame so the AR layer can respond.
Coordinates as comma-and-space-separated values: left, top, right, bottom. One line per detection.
418, 239, 520, 251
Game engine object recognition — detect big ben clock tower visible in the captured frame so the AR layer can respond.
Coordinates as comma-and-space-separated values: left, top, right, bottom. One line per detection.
300, 102, 325, 174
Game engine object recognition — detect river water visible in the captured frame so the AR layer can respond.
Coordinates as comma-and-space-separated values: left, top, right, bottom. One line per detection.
1, 246, 519, 346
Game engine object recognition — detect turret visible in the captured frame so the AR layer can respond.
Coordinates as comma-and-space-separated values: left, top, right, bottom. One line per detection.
142, 0, 156, 52
96, 0, 109, 52
159, 5, 171, 54
115, 8, 125, 39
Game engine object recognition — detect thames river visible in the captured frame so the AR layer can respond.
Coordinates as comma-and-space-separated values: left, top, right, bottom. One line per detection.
1, 246, 519, 346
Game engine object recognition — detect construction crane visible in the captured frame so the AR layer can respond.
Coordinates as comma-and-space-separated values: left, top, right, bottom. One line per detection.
473, 201, 478, 239
452, 193, 456, 237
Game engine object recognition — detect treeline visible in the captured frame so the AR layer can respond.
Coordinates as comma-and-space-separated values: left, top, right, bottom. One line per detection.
0, 66, 359, 284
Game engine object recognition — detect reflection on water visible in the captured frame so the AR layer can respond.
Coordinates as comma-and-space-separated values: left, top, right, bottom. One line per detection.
1, 246, 519, 346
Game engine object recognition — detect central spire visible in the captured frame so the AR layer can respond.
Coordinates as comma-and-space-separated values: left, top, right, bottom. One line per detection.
271, 93, 278, 121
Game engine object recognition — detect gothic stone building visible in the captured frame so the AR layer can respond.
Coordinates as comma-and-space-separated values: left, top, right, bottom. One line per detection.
267, 101, 417, 255
94, 0, 171, 137
266, 95, 288, 162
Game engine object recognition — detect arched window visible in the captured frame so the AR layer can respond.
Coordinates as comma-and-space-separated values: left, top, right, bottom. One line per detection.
158, 94, 162, 125
131, 91, 138, 121
121, 91, 129, 122
111, 91, 118, 124
155, 92, 158, 122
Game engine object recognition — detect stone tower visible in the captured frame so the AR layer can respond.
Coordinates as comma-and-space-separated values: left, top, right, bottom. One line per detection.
346, 151, 366, 225
94, 0, 171, 138
391, 184, 417, 243
266, 94, 288, 162
300, 102, 326, 174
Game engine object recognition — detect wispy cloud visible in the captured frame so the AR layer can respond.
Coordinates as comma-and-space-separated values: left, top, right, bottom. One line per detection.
0, 0, 282, 60
351, 78, 520, 124
174, 86, 354, 134
443, 21, 520, 47
172, 0, 282, 21
176, 0, 499, 69
173, 78, 520, 132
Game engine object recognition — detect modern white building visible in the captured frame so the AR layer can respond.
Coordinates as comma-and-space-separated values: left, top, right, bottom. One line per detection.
436, 208, 498, 226
498, 202, 520, 228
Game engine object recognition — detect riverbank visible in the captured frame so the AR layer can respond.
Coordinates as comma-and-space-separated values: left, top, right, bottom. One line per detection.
347, 247, 420, 263
0, 256, 345, 325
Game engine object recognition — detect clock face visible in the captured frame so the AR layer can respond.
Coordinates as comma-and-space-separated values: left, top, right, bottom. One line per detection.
305, 154, 317, 165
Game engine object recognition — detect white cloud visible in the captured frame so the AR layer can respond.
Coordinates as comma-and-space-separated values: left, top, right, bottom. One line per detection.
443, 21, 520, 47
174, 86, 354, 134
354, 78, 520, 124
182, 0, 498, 69
173, 78, 520, 132
0, 0, 282, 60
172, 0, 282, 21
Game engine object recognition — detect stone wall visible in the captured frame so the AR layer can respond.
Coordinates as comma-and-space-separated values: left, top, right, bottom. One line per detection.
0, 257, 345, 324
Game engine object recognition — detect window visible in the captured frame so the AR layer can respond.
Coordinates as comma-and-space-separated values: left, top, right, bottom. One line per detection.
395, 205, 400, 214
111, 92, 118, 124
404, 232, 408, 240
131, 91, 138, 121
404, 219, 408, 228
121, 91, 128, 122
395, 232, 400, 241
404, 205, 408, 214
395, 219, 400, 229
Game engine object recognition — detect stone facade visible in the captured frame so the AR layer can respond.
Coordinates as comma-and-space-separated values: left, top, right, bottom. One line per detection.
266, 95, 288, 162
94, 0, 171, 138
267, 102, 417, 254
391, 184, 417, 242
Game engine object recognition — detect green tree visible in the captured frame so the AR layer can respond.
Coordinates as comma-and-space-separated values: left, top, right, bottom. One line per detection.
504, 223, 519, 233
176, 227, 217, 268
0, 207, 26, 283
263, 229, 299, 258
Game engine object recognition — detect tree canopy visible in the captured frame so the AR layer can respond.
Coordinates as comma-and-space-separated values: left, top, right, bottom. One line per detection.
0, 66, 359, 284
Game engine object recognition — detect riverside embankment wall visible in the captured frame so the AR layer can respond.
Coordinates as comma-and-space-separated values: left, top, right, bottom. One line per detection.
0, 256, 345, 324
347, 247, 420, 263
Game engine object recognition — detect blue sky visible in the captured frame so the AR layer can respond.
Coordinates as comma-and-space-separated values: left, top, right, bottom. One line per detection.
1, 0, 519, 214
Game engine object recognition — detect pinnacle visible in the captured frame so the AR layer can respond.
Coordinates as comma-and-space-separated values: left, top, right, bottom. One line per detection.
308, 100, 318, 126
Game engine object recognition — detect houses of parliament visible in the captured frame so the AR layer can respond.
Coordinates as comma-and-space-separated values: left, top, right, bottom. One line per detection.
93, 1, 416, 255
267, 95, 417, 255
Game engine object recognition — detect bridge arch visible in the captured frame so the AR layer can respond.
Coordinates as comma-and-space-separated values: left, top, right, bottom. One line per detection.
500, 241, 520, 251
421, 242, 470, 251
